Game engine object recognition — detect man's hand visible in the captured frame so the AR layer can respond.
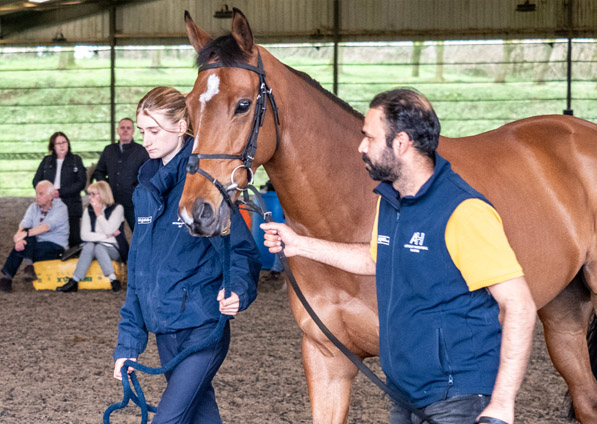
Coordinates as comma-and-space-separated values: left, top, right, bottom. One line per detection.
113, 357, 137, 380
476, 406, 512, 424
15, 240, 26, 251
260, 222, 301, 257
217, 289, 240, 316
13, 230, 27, 244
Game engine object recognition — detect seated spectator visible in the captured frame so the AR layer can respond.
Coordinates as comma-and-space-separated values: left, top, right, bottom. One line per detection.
0, 181, 69, 292
33, 132, 86, 248
56, 181, 127, 293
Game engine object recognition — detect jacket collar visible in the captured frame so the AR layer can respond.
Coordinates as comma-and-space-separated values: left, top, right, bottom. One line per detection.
374, 152, 452, 210
138, 136, 194, 196
120, 139, 137, 150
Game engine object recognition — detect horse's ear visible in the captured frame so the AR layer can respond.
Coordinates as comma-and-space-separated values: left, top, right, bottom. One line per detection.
185, 10, 212, 53
231, 8, 254, 53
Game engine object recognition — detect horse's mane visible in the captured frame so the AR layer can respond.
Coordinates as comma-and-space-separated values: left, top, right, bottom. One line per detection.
285, 66, 364, 121
195, 34, 364, 121
196, 33, 249, 67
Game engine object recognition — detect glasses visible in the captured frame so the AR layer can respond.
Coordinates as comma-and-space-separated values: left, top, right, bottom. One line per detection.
55, 141, 68, 146
89, 192, 100, 196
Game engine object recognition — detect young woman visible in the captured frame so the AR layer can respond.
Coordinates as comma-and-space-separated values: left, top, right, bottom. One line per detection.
33, 132, 86, 247
56, 181, 127, 293
112, 86, 260, 423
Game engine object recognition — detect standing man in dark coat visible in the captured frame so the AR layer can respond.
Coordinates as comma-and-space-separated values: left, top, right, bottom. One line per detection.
92, 118, 149, 231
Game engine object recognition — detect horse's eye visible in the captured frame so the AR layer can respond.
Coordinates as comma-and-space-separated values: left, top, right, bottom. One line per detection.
234, 99, 251, 115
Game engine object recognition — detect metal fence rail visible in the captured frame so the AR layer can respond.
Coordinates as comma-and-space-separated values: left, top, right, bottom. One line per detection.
1, 39, 595, 196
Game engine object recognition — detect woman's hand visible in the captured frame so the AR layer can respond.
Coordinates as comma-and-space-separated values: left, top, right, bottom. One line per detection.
113, 357, 137, 380
217, 290, 240, 316
90, 197, 103, 217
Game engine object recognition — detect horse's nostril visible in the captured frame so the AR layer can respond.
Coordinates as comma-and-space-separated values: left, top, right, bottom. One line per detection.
192, 198, 213, 223
200, 204, 213, 220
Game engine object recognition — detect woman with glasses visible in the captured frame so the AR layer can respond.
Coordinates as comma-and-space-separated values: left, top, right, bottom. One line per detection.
56, 181, 127, 292
33, 132, 86, 247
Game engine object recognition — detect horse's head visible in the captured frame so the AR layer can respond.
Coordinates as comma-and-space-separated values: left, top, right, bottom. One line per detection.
180, 9, 280, 237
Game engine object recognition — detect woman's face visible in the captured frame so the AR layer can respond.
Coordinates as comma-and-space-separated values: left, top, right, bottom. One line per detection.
54, 135, 69, 159
137, 110, 186, 165
88, 189, 103, 208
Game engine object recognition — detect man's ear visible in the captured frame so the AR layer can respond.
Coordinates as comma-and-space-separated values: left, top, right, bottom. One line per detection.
392, 131, 411, 156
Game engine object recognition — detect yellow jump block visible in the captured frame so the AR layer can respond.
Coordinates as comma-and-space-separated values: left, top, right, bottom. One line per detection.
32, 259, 124, 290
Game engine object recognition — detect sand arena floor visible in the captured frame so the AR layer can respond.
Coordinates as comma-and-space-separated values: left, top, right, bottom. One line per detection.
0, 197, 575, 423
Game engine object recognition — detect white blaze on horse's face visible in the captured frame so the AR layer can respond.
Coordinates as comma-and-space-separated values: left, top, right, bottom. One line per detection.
194, 74, 221, 151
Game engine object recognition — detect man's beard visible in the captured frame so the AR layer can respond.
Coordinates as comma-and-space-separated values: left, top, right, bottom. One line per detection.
362, 147, 401, 182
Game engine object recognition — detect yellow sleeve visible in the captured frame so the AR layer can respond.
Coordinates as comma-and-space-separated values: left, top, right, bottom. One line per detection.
369, 197, 381, 263
446, 198, 524, 291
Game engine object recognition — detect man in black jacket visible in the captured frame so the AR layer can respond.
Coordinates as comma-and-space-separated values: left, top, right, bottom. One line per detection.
92, 118, 149, 231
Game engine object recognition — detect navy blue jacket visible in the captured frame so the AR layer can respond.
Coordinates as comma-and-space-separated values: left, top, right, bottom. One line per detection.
374, 153, 501, 408
33, 152, 86, 217
114, 138, 260, 360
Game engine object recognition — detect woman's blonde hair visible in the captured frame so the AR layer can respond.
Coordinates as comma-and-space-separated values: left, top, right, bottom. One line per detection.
88, 181, 114, 206
136, 86, 192, 135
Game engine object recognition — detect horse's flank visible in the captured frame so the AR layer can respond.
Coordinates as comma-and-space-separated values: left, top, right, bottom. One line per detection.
439, 115, 597, 309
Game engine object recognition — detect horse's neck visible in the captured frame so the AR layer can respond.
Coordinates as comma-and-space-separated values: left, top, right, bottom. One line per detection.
263, 60, 377, 242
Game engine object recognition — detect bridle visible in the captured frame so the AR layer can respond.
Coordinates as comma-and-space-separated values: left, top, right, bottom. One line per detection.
186, 51, 280, 208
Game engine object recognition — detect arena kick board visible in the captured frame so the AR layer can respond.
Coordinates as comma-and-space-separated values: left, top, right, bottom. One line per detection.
32, 259, 124, 290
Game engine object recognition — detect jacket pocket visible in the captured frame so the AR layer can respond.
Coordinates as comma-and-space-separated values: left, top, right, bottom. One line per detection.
437, 327, 455, 394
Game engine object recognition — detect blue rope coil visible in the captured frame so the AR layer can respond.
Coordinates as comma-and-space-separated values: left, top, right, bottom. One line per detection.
103, 235, 232, 424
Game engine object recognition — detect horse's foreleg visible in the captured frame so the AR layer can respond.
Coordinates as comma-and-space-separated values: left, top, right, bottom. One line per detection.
538, 274, 597, 423
302, 334, 359, 424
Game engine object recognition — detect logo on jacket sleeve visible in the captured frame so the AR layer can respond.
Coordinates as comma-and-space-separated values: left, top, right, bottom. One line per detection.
138, 216, 152, 225
404, 232, 428, 252
377, 235, 390, 246
172, 217, 185, 228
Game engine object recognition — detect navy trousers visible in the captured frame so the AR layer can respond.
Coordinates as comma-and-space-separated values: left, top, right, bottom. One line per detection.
390, 394, 491, 424
1, 236, 64, 278
153, 321, 231, 424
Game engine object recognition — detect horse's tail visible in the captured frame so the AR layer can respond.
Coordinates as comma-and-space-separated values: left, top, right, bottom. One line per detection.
567, 312, 597, 419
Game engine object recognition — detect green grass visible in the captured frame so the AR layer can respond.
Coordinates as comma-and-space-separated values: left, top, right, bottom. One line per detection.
1, 40, 596, 196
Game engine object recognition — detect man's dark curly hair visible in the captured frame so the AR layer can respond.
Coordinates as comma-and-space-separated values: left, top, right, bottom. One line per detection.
369, 88, 441, 159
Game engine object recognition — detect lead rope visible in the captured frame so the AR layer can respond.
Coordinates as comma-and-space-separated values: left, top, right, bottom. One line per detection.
103, 236, 232, 424
238, 185, 437, 424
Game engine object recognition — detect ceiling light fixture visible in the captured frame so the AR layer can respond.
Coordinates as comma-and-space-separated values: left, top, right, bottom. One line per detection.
214, 4, 233, 19
516, 0, 536, 12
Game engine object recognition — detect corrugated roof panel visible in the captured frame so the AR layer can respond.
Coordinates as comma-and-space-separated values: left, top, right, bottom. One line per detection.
7, 11, 109, 43
2, 0, 596, 45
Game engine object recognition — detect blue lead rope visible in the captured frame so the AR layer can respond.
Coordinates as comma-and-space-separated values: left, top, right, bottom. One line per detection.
103, 235, 232, 424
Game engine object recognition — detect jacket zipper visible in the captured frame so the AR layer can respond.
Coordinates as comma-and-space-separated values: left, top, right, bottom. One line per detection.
181, 288, 187, 313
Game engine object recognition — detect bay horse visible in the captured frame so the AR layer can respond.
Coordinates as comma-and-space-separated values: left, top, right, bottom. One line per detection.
179, 9, 597, 423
